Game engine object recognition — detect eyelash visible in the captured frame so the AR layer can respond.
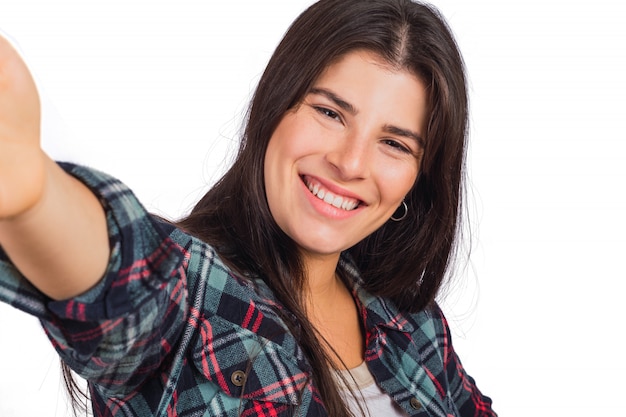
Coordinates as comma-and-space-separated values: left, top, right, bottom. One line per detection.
382, 139, 412, 154
313, 106, 342, 122
313, 105, 414, 155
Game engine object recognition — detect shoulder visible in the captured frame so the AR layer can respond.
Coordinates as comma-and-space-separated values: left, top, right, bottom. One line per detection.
405, 303, 450, 345
401, 303, 455, 369
400, 304, 497, 416
167, 233, 319, 414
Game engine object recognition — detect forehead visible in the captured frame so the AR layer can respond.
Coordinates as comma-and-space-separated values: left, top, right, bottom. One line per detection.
311, 50, 429, 132
316, 49, 423, 86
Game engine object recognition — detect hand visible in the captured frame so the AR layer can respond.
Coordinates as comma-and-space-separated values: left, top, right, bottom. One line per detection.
0, 35, 46, 219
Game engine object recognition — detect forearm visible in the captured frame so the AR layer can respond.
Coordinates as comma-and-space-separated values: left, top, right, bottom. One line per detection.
0, 156, 109, 300
1, 162, 190, 397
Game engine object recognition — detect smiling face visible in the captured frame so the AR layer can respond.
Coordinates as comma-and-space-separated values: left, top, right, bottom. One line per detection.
263, 50, 428, 263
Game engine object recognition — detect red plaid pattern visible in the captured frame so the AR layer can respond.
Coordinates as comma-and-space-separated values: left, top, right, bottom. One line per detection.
0, 163, 496, 416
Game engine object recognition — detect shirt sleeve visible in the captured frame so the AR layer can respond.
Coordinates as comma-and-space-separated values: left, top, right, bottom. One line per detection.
0, 162, 189, 398
433, 305, 497, 416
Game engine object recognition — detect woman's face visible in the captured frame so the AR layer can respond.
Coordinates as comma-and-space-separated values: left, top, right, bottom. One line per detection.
264, 50, 428, 261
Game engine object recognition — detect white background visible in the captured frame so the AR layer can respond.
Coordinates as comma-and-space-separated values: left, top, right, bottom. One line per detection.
1, 0, 625, 416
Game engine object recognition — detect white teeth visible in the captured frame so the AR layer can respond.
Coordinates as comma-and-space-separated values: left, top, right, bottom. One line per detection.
305, 179, 359, 211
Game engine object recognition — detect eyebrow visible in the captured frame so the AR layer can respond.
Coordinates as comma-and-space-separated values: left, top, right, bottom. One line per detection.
309, 87, 357, 115
309, 87, 425, 147
383, 124, 425, 148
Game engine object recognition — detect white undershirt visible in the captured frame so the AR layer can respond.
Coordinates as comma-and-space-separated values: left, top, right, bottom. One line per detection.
335, 362, 409, 417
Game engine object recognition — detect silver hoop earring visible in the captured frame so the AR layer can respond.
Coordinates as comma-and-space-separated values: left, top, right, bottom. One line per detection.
391, 201, 408, 222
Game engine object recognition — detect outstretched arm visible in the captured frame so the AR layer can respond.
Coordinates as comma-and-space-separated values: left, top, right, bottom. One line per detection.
0, 36, 109, 300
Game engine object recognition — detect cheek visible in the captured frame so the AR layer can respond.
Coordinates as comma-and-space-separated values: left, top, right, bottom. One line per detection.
263, 142, 284, 214
263, 123, 301, 210
379, 163, 419, 202
265, 120, 300, 165
264, 120, 294, 177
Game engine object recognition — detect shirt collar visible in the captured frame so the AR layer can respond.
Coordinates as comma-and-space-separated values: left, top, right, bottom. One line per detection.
339, 254, 415, 334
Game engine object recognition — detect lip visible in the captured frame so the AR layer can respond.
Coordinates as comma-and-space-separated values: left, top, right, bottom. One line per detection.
300, 174, 367, 207
299, 174, 366, 219
301, 174, 366, 205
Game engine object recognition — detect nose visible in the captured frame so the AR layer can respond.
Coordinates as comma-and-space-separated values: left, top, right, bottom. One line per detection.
325, 131, 371, 181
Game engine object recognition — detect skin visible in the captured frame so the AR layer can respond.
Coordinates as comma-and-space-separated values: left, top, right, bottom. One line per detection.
0, 38, 428, 369
264, 50, 428, 367
0, 36, 109, 300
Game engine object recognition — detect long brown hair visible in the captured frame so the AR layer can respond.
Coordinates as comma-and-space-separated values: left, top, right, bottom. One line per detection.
65, 1, 469, 416
178, 0, 469, 415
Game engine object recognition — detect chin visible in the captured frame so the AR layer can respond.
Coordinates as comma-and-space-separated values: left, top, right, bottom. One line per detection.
297, 237, 349, 258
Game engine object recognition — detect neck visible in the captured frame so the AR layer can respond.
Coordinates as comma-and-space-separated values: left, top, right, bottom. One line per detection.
301, 251, 342, 315
301, 251, 365, 369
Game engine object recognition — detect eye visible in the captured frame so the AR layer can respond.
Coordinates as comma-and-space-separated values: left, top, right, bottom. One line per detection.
382, 138, 412, 154
313, 106, 342, 122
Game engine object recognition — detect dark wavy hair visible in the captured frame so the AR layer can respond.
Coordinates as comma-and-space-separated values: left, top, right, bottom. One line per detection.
65, 1, 469, 415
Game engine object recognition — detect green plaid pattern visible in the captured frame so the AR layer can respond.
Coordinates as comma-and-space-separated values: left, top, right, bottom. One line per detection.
0, 163, 495, 416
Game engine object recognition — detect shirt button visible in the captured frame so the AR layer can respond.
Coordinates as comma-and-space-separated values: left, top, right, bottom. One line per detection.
231, 370, 247, 387
410, 397, 422, 410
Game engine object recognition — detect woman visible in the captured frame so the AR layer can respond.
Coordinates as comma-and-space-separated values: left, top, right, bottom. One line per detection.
0, 0, 495, 416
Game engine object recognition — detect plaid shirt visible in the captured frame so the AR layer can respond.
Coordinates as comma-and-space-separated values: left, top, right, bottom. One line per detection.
0, 163, 496, 417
